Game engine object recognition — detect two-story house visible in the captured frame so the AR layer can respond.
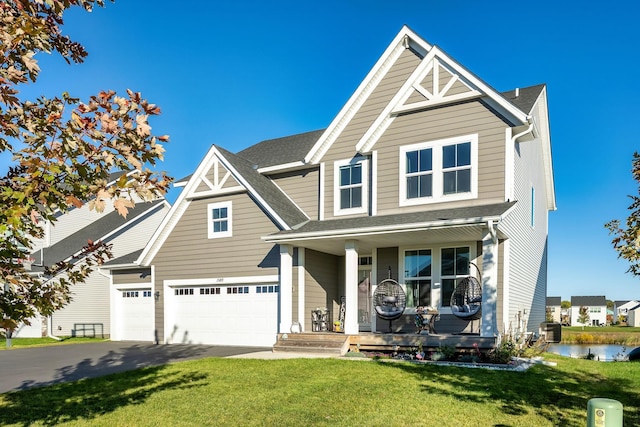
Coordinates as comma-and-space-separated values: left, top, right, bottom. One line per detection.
132, 26, 554, 347
614, 300, 639, 324
570, 296, 607, 327
546, 297, 562, 323
13, 171, 170, 338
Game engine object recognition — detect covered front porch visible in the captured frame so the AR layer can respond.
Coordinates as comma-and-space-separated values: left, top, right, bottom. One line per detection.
265, 203, 515, 342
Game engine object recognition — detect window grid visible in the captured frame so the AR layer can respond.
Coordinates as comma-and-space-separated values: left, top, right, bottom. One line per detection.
441, 247, 470, 307
174, 288, 194, 296
403, 249, 432, 308
339, 163, 363, 210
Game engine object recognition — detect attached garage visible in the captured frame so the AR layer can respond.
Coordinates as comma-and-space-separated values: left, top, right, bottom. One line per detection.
113, 287, 154, 341
165, 282, 279, 347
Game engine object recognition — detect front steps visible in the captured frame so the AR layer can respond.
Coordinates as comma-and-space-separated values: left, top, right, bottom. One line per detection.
272, 332, 349, 355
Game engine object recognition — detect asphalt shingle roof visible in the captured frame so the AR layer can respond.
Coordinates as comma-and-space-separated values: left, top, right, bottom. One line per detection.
501, 84, 545, 115
571, 296, 606, 306
546, 297, 561, 306
31, 200, 164, 271
236, 129, 325, 169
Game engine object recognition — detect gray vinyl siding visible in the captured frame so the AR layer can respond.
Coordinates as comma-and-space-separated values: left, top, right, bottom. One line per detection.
499, 112, 550, 335
376, 100, 507, 215
321, 48, 422, 220
303, 249, 340, 330
152, 192, 282, 338
270, 168, 319, 220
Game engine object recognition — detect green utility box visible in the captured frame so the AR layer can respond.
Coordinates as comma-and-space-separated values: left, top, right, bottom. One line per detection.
587, 398, 623, 427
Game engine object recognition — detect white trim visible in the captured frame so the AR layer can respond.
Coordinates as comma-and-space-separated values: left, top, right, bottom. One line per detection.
504, 127, 515, 202
371, 150, 378, 216
304, 26, 431, 165
399, 134, 478, 206
333, 156, 369, 217
319, 162, 325, 221
502, 239, 511, 333
207, 200, 232, 239
164, 275, 279, 287
257, 161, 307, 174
297, 247, 306, 331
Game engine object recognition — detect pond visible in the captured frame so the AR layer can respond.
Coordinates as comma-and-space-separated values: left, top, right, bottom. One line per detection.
547, 344, 635, 361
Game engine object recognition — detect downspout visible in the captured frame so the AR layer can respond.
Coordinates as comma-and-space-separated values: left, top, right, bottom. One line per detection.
511, 120, 535, 144
47, 315, 61, 341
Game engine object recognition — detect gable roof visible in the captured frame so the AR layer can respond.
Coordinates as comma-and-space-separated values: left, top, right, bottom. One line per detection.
237, 129, 325, 171
304, 25, 533, 165
546, 296, 562, 306
30, 199, 165, 272
571, 296, 607, 306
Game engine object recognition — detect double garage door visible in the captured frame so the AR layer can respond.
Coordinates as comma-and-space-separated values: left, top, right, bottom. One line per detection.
166, 283, 279, 347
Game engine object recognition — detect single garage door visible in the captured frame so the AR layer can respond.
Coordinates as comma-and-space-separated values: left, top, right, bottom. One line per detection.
116, 288, 154, 341
167, 284, 278, 347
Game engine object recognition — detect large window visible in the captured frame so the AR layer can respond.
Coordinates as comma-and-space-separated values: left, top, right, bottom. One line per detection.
403, 249, 431, 307
400, 134, 477, 205
441, 247, 470, 307
334, 157, 368, 215
207, 201, 232, 239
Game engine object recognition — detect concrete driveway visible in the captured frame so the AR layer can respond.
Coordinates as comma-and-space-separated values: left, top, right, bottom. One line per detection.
0, 341, 267, 394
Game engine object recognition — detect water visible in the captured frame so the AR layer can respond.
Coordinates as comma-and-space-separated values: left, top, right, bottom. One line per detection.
547, 344, 633, 361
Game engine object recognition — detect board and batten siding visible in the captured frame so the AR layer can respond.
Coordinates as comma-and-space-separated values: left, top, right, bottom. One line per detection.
321, 48, 422, 220
375, 100, 508, 215
499, 131, 550, 335
270, 168, 319, 220
152, 192, 282, 339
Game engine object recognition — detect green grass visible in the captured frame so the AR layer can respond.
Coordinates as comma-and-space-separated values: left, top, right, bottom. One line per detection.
0, 337, 108, 349
0, 354, 638, 426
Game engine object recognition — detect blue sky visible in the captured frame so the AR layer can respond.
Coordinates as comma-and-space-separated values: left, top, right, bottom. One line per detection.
5, 1, 640, 301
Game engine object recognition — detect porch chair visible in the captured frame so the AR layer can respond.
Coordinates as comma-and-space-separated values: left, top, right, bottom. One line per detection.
450, 263, 482, 328
373, 270, 406, 332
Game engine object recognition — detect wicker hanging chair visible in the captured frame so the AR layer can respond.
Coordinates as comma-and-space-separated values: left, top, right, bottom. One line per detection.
450, 263, 482, 321
373, 269, 406, 332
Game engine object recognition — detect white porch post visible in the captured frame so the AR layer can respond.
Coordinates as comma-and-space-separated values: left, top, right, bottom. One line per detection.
279, 244, 293, 333
344, 240, 359, 335
481, 221, 499, 337
297, 248, 306, 331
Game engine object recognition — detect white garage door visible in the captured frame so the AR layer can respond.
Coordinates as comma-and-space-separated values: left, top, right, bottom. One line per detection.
116, 288, 154, 341
167, 284, 278, 347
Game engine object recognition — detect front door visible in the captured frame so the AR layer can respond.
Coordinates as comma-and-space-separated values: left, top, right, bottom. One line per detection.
358, 258, 372, 332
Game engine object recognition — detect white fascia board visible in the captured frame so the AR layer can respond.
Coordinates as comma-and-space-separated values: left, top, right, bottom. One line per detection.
263, 214, 505, 243
257, 161, 307, 174
165, 275, 279, 287
138, 145, 219, 265
304, 26, 431, 165
99, 263, 140, 270
534, 87, 556, 211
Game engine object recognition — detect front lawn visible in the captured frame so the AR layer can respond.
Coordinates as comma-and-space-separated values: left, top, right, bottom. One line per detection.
0, 354, 638, 426
0, 337, 107, 349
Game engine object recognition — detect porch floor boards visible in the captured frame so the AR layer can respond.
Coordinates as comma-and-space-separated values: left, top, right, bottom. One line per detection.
272, 332, 497, 356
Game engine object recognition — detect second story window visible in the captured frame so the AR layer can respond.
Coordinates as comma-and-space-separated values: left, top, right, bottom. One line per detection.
334, 157, 368, 216
207, 201, 232, 239
400, 134, 477, 206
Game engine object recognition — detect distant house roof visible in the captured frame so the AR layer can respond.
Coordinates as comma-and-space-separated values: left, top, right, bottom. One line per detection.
571, 296, 606, 306
546, 297, 561, 306
30, 199, 165, 272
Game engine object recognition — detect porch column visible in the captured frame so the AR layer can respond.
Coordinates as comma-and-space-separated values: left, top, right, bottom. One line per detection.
481, 220, 499, 337
297, 248, 306, 331
279, 244, 293, 333
344, 240, 359, 335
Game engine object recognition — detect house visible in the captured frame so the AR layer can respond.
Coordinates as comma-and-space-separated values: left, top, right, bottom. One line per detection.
130, 25, 554, 348
613, 300, 639, 324
546, 297, 562, 323
627, 303, 640, 327
12, 171, 170, 338
570, 296, 607, 327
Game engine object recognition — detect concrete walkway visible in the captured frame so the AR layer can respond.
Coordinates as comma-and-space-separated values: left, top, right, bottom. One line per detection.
0, 341, 322, 394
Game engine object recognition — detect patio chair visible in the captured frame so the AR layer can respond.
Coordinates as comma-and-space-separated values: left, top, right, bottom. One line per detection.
450, 263, 482, 322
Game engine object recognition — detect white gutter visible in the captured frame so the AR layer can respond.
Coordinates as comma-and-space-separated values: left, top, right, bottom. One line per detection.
47, 315, 61, 341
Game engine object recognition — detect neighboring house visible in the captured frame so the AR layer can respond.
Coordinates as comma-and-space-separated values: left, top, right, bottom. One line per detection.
546, 297, 562, 323
627, 303, 640, 327
570, 296, 607, 327
129, 26, 554, 347
12, 171, 170, 338
614, 300, 639, 324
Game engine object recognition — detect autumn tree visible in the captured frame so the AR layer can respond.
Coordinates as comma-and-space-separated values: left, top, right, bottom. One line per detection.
606, 152, 640, 277
577, 306, 590, 329
0, 0, 171, 335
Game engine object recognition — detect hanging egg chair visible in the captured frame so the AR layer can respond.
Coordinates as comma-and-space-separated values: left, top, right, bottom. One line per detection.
450, 262, 482, 322
373, 269, 406, 332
